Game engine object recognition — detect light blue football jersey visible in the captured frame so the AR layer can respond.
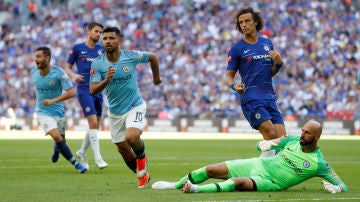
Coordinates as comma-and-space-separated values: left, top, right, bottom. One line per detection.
31, 66, 74, 117
90, 49, 149, 115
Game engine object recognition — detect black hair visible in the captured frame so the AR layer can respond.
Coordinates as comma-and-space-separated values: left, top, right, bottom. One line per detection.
35, 46, 51, 57
103, 26, 124, 38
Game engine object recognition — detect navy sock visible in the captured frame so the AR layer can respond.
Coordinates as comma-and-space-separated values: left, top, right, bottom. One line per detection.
56, 141, 76, 165
125, 158, 137, 173
134, 145, 145, 159
54, 135, 66, 151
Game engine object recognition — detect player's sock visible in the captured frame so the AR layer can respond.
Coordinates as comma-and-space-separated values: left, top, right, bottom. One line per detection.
88, 129, 103, 161
125, 158, 137, 173
80, 131, 90, 153
56, 140, 76, 165
134, 145, 145, 159
175, 167, 208, 189
197, 179, 235, 193
51, 143, 60, 163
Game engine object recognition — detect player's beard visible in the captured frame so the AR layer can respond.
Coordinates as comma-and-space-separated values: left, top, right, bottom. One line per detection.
105, 46, 116, 54
36, 62, 46, 69
300, 136, 315, 146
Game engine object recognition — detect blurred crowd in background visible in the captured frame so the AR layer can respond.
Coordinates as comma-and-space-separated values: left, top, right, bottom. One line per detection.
0, 0, 359, 122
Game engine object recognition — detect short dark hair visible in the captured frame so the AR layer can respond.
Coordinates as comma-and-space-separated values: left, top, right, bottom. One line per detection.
234, 7, 264, 34
103, 27, 124, 38
86, 22, 103, 30
35, 46, 51, 57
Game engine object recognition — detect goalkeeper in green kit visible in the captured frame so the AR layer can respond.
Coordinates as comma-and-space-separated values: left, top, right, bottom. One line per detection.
152, 120, 348, 194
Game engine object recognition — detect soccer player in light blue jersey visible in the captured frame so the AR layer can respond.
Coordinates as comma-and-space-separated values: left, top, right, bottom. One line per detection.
65, 22, 108, 170
356, 61, 360, 90
90, 27, 162, 188
31, 46, 87, 173
225, 7, 287, 157
152, 120, 348, 194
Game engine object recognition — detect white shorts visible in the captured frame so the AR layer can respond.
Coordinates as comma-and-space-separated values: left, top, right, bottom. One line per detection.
109, 102, 146, 143
37, 115, 66, 135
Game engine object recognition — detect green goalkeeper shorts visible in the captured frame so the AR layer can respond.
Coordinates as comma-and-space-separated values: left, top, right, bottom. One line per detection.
225, 158, 282, 191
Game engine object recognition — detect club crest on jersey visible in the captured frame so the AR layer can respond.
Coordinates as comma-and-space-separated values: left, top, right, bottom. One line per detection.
49, 80, 55, 86
85, 107, 90, 112
255, 113, 261, 119
303, 161, 310, 168
98, 50, 102, 55
123, 66, 130, 72
264, 46, 270, 51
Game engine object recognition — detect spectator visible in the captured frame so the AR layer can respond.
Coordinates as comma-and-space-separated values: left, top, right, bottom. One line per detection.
0, 0, 359, 123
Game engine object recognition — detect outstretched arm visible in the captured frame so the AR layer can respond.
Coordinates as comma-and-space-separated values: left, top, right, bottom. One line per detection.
148, 52, 162, 85
318, 154, 348, 193
319, 166, 348, 193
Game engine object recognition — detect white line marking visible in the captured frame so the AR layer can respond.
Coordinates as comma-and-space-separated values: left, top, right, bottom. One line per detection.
1, 130, 360, 140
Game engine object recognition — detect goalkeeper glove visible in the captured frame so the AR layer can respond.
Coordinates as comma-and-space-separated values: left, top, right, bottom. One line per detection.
257, 140, 278, 152
322, 180, 342, 194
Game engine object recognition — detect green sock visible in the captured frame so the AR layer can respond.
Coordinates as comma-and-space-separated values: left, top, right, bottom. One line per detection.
174, 175, 189, 189
174, 167, 208, 189
198, 179, 235, 193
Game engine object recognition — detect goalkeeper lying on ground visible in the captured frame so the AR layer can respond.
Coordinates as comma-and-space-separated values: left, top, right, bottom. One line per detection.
152, 120, 348, 194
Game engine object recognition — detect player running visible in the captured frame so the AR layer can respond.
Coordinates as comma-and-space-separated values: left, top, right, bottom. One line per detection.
152, 120, 348, 194
31, 46, 87, 173
65, 22, 108, 170
89, 27, 162, 188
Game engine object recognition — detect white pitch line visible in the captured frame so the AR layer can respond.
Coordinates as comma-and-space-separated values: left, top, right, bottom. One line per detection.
195, 198, 360, 202
1, 130, 360, 140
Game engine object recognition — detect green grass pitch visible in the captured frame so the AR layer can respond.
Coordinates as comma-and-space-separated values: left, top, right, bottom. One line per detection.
0, 138, 359, 201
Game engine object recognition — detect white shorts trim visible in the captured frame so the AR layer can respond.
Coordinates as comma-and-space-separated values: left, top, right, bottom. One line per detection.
37, 115, 66, 135
109, 102, 146, 143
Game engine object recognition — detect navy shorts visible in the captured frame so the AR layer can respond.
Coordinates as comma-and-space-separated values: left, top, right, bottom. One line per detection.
77, 93, 103, 117
241, 99, 284, 129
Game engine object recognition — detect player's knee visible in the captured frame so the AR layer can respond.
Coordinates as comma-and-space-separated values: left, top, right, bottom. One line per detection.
205, 165, 215, 177
233, 177, 254, 191
88, 120, 99, 128
262, 129, 277, 140
205, 165, 224, 178
125, 133, 140, 145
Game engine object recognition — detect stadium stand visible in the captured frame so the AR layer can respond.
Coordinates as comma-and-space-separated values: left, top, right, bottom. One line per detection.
0, 0, 359, 132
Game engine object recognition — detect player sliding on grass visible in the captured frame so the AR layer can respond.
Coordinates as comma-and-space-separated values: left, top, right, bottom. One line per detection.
90, 27, 162, 188
152, 120, 348, 194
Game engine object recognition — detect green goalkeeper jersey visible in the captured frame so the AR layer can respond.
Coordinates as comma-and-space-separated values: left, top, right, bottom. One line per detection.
257, 136, 347, 191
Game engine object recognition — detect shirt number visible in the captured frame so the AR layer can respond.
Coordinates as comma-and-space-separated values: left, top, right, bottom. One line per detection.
134, 112, 143, 122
